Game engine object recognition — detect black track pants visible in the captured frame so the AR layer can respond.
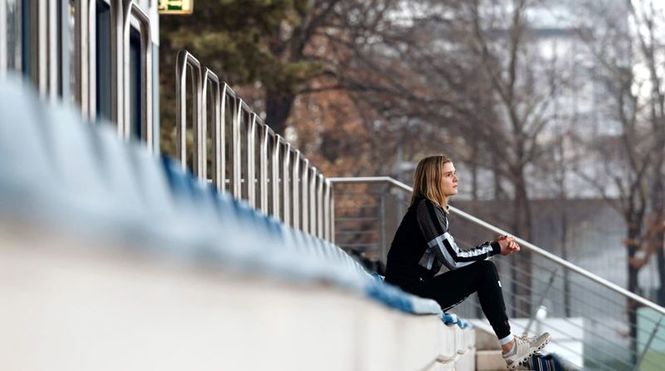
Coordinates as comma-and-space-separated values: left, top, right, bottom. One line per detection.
416, 260, 511, 339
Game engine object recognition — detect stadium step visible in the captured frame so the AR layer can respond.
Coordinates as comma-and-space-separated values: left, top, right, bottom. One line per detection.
474, 327, 504, 370
475, 350, 506, 371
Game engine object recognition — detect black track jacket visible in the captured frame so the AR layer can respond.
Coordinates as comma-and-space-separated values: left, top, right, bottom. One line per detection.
384, 197, 501, 290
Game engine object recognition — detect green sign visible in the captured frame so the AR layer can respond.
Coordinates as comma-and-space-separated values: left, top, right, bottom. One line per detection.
158, 0, 194, 15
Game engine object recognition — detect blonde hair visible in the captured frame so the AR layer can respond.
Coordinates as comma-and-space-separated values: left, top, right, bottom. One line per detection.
410, 154, 452, 209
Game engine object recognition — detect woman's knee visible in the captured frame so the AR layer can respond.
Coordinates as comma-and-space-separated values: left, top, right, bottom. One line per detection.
477, 260, 499, 278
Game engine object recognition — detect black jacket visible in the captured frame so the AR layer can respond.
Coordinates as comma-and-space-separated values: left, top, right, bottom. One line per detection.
384, 197, 500, 289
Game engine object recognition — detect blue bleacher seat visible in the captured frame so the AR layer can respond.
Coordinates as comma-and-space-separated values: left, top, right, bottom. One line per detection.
0, 74, 459, 320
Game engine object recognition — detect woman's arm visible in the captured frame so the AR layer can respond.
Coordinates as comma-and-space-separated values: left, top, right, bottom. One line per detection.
416, 199, 500, 270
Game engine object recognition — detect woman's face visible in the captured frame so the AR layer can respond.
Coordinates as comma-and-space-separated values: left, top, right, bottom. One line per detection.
441, 161, 458, 197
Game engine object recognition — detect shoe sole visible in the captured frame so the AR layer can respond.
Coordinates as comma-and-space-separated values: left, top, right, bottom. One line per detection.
507, 336, 551, 370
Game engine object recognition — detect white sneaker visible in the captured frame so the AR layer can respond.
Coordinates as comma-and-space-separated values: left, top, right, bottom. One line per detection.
502, 332, 551, 369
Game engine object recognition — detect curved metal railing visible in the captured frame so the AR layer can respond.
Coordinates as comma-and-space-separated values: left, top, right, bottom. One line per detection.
175, 50, 333, 241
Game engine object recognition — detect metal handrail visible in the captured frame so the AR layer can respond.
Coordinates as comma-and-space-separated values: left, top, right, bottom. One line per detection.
122, 2, 153, 149
175, 50, 202, 174
10, 0, 157, 140
174, 49, 333, 241
202, 68, 221, 185
74, 0, 95, 119
329, 176, 665, 316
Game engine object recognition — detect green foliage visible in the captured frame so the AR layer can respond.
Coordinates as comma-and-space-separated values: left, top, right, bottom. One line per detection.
159, 0, 322, 156
161, 0, 318, 91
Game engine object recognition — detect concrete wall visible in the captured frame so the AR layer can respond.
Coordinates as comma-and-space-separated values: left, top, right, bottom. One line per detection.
0, 220, 475, 371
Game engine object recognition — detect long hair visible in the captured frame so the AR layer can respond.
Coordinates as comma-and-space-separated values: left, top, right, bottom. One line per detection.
410, 154, 452, 208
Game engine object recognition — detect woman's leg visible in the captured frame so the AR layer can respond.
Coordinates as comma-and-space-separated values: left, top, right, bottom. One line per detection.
419, 260, 511, 341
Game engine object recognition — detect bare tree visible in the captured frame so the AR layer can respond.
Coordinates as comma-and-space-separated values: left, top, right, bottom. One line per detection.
357, 0, 568, 316
570, 0, 665, 358
625, 0, 665, 307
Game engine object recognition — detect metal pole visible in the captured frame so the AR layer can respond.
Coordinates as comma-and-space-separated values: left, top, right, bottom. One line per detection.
291, 150, 300, 230
195, 64, 206, 178
324, 179, 331, 241
317, 173, 324, 238
220, 85, 236, 192
59, 0, 70, 103
124, 3, 153, 150
35, 0, 47, 96
523, 269, 557, 336
309, 167, 315, 234
247, 113, 257, 207
110, 0, 124, 132
48, 0, 59, 101
203, 70, 222, 187
232, 100, 243, 198
282, 142, 291, 226
259, 123, 269, 214
74, 0, 95, 119
379, 192, 386, 263
175, 50, 201, 170
330, 181, 335, 243
301, 157, 309, 233
271, 133, 280, 219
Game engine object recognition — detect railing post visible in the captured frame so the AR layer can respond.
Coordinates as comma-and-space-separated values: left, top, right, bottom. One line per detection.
324, 179, 331, 240
196, 68, 216, 181
247, 113, 257, 207
271, 134, 281, 219
317, 173, 324, 238
291, 149, 300, 230
75, 0, 96, 120
301, 158, 309, 234
110, 0, 124, 130
123, 2, 153, 150
330, 180, 335, 243
259, 123, 270, 214
282, 142, 291, 226
47, 0, 59, 101
308, 167, 314, 234
232, 100, 243, 198
28, 0, 60, 100
379, 191, 386, 262
311, 168, 318, 236
173, 49, 334, 240
175, 50, 202, 170
219, 85, 236, 192
203, 70, 222, 186
33, 0, 46, 95
523, 269, 557, 337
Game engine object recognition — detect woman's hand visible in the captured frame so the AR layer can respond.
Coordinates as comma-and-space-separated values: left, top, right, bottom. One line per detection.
496, 235, 520, 256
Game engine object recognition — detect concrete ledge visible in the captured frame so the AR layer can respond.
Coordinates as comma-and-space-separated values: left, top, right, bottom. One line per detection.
0, 223, 475, 371
455, 348, 477, 370
476, 350, 505, 371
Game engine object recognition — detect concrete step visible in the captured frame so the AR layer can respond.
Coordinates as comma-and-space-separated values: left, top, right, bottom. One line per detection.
475, 327, 500, 351
476, 350, 505, 371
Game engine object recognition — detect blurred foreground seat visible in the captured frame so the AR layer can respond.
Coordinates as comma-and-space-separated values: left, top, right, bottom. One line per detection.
0, 75, 475, 371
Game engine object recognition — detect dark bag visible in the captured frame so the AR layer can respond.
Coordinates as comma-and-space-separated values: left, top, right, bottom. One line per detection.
526, 353, 565, 371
